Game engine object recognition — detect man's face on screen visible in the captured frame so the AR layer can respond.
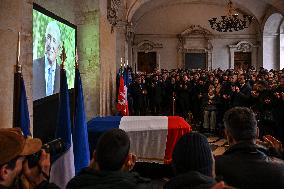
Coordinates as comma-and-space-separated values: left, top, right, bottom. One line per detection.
45, 27, 60, 65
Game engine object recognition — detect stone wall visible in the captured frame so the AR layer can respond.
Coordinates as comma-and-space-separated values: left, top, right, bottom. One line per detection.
74, 0, 100, 119
134, 35, 258, 71
0, 0, 33, 129
132, 3, 260, 71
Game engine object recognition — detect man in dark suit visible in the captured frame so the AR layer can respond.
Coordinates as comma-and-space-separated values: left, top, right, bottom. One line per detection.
231, 74, 251, 107
129, 76, 147, 116
33, 21, 61, 101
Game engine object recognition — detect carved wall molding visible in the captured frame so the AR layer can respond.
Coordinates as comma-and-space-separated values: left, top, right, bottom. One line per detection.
180, 25, 213, 38
228, 41, 257, 52
177, 25, 213, 69
228, 41, 259, 69
177, 25, 213, 52
136, 40, 163, 53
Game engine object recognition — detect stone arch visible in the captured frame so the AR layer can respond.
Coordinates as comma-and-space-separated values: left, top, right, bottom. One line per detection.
263, 13, 284, 70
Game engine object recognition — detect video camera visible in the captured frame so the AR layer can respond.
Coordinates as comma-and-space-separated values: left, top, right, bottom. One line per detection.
27, 138, 65, 168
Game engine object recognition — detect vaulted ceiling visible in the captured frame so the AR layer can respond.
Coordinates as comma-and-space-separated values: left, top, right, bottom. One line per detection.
126, 0, 284, 26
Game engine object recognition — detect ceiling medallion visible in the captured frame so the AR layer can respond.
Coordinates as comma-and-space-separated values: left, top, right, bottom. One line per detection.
208, 0, 253, 32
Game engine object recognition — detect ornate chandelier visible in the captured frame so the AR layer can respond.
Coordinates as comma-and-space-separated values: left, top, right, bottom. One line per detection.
208, 0, 253, 32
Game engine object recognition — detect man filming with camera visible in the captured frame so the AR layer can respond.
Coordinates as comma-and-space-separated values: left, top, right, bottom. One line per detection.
0, 128, 59, 189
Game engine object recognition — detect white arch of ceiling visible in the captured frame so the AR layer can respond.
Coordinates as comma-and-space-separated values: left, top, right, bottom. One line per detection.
126, 0, 284, 25
263, 13, 284, 34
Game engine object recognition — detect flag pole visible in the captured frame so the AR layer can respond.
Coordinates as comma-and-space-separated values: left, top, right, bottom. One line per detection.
13, 32, 22, 128
73, 48, 79, 129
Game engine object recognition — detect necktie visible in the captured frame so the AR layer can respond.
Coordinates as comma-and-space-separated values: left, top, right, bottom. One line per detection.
46, 67, 53, 96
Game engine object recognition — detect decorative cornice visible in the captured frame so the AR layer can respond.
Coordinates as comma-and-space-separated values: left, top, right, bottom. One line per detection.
180, 25, 213, 38
107, 0, 121, 33
136, 40, 163, 52
228, 41, 258, 52
176, 25, 214, 52
135, 33, 257, 39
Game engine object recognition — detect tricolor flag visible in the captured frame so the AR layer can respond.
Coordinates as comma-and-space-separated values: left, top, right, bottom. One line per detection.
88, 116, 191, 163
117, 75, 129, 116
49, 68, 75, 189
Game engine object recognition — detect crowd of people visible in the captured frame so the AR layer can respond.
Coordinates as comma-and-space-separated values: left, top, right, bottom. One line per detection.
127, 67, 284, 142
1, 107, 284, 189
1, 67, 284, 189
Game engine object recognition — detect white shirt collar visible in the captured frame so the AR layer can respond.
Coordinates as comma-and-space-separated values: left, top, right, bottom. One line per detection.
45, 55, 56, 71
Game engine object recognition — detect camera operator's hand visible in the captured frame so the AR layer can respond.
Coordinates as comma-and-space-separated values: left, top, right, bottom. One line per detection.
23, 150, 51, 186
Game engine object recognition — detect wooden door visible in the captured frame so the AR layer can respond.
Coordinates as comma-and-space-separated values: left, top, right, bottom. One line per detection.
234, 52, 251, 70
137, 52, 157, 73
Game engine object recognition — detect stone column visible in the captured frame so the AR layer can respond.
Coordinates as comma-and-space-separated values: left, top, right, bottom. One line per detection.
99, 0, 117, 115
251, 47, 258, 69
229, 48, 234, 69
116, 22, 127, 67
74, 0, 100, 119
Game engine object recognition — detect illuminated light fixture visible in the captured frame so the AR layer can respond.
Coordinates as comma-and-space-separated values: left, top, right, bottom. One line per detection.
208, 0, 253, 32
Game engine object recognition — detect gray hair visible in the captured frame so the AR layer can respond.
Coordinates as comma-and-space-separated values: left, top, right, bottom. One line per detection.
45, 21, 61, 44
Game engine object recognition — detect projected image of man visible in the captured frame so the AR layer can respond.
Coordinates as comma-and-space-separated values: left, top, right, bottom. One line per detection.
33, 21, 61, 100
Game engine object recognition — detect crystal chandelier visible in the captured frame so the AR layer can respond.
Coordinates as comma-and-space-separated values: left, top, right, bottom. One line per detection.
208, 0, 253, 32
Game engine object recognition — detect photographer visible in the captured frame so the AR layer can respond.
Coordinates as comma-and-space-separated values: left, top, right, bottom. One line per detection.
0, 128, 59, 189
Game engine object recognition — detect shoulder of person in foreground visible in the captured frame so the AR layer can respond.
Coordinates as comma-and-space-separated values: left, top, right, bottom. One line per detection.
66, 169, 153, 189
34, 180, 60, 189
130, 171, 155, 189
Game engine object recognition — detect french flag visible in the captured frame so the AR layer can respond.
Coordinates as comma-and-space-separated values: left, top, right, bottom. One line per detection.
88, 116, 191, 163
49, 68, 75, 189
